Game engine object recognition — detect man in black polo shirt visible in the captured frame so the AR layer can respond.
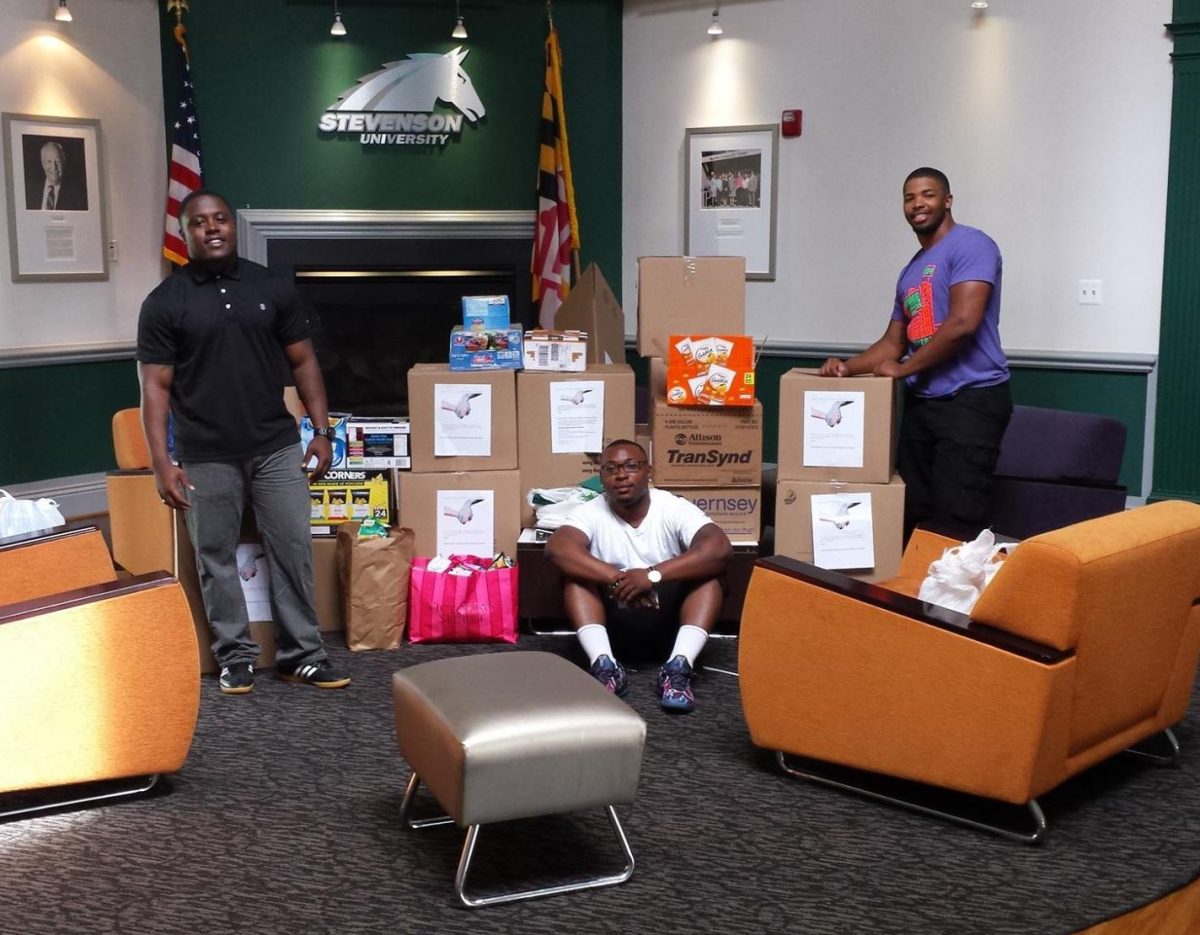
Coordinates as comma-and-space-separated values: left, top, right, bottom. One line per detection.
137, 190, 350, 695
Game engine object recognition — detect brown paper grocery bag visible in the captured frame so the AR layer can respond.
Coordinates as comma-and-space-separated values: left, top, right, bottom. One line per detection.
336, 523, 415, 651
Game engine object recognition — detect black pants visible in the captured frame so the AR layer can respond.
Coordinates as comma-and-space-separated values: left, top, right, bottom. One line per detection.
897, 381, 1013, 542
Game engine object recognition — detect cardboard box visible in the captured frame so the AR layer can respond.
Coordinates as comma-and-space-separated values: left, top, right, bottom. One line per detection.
461, 294, 511, 330
523, 329, 589, 371
347, 418, 411, 470
407, 364, 518, 472
554, 262, 627, 365
636, 256, 745, 358
666, 334, 756, 406
661, 485, 761, 544
309, 470, 390, 536
448, 325, 524, 371
395, 469, 521, 558
773, 474, 906, 583
650, 398, 762, 486
516, 364, 636, 526
776, 368, 897, 484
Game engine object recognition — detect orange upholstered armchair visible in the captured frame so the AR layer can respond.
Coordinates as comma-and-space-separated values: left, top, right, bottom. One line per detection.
739, 501, 1200, 842
0, 525, 200, 818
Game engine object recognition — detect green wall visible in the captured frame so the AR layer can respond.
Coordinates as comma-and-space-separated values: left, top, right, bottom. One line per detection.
0, 362, 140, 484
159, 0, 622, 283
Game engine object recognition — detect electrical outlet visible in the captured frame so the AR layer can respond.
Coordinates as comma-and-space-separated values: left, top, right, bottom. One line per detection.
1078, 279, 1101, 305
107, 239, 119, 263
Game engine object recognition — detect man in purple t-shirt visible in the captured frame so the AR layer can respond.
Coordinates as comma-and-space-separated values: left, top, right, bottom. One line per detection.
820, 167, 1012, 539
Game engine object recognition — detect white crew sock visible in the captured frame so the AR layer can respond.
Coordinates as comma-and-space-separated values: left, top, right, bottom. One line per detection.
669, 624, 709, 667
576, 624, 614, 665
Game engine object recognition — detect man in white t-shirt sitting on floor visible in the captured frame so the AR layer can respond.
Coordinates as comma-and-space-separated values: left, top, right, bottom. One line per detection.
546, 439, 733, 713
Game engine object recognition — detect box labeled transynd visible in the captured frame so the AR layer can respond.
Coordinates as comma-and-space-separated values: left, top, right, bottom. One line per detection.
773, 474, 905, 583
347, 417, 411, 470
636, 256, 745, 358
407, 364, 518, 473
661, 485, 761, 544
516, 364, 636, 526
461, 294, 511, 330
776, 368, 896, 484
522, 329, 589, 371
395, 469, 521, 559
666, 334, 756, 406
554, 262, 627, 365
649, 398, 762, 486
448, 325, 524, 371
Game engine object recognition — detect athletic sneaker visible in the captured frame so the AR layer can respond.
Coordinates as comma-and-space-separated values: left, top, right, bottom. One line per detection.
219, 662, 254, 695
657, 655, 696, 713
589, 654, 629, 697
276, 659, 351, 689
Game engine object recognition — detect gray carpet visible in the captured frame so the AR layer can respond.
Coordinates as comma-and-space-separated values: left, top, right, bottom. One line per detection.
2, 634, 1199, 935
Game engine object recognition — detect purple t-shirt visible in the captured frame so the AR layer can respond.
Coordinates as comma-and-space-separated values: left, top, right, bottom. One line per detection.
890, 224, 1009, 398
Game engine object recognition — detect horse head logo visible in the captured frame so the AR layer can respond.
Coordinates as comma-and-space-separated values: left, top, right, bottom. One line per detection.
330, 47, 485, 122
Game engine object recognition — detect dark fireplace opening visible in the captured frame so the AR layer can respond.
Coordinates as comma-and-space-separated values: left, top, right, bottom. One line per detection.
267, 231, 534, 417
298, 268, 517, 415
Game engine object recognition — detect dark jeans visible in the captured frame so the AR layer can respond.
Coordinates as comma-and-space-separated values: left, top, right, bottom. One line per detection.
897, 381, 1013, 542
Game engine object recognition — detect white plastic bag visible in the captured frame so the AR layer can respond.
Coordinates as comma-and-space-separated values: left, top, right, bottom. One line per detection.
526, 486, 599, 530
0, 488, 66, 538
917, 528, 1013, 614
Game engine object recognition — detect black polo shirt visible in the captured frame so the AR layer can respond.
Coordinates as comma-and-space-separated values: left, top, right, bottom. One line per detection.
136, 258, 309, 462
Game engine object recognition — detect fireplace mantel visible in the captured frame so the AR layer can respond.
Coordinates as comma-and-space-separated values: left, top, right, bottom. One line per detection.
237, 209, 536, 266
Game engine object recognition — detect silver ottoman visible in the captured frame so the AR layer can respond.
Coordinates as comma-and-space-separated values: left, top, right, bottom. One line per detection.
392, 651, 647, 907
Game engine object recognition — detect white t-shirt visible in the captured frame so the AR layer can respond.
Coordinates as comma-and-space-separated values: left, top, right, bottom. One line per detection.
561, 487, 714, 569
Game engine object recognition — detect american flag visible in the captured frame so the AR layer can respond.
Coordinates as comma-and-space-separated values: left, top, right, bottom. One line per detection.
531, 27, 579, 328
162, 20, 204, 266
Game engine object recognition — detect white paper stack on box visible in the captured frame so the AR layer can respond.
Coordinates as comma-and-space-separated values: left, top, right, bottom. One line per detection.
638, 256, 761, 544
774, 368, 904, 582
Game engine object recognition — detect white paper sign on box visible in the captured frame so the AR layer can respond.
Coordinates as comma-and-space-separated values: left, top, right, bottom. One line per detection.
810, 492, 875, 570
434, 383, 493, 457
803, 390, 866, 468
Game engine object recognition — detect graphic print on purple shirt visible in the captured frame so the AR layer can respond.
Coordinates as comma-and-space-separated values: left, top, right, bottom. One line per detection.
890, 224, 1010, 398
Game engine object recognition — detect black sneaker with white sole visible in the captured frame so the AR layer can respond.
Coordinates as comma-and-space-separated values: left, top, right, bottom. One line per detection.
219, 662, 255, 695
276, 659, 351, 689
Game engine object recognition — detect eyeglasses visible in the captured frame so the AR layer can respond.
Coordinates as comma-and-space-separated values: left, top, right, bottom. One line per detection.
599, 460, 647, 476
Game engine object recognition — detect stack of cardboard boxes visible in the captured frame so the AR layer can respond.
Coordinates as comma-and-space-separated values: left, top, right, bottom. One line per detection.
394, 269, 636, 559
773, 369, 905, 582
638, 256, 763, 544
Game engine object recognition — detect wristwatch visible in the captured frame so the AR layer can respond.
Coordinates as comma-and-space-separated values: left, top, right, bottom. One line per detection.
313, 426, 336, 440
646, 567, 662, 585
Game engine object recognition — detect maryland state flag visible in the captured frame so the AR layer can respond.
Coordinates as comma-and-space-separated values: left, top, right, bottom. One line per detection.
161, 5, 204, 266
531, 28, 579, 328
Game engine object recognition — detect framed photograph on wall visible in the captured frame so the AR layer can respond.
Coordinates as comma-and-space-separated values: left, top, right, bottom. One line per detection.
2, 113, 109, 282
684, 124, 778, 281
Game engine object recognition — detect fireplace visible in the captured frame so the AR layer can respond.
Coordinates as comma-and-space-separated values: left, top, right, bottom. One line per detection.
238, 210, 535, 416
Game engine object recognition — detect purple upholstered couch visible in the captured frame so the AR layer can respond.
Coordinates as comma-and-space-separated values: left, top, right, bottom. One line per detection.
989, 405, 1128, 539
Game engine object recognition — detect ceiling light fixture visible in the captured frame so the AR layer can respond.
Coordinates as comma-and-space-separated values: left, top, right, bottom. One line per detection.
971, 1, 989, 8
330, 1, 347, 36
451, 0, 468, 39
707, 7, 723, 37
54, 0, 73, 22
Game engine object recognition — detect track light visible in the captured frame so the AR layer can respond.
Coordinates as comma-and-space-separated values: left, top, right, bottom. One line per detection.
451, 0, 468, 39
54, 0, 73, 22
330, 1, 347, 36
707, 8, 723, 37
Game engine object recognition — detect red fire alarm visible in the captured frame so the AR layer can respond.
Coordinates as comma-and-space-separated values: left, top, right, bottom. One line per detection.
781, 109, 802, 138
